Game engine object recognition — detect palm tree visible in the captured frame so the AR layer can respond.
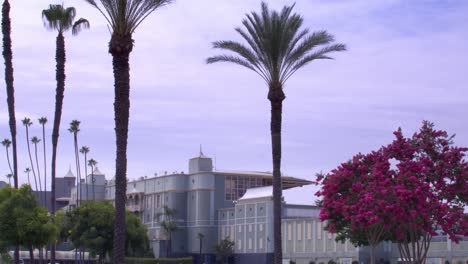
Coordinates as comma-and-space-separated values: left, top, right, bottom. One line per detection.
159, 206, 178, 257
22, 118, 39, 192
83, 1, 173, 262
31, 136, 43, 203
2, 0, 18, 189
24, 167, 31, 186
5, 173, 12, 185
80, 146, 89, 200
88, 158, 97, 201
42, 4, 89, 215
68, 120, 81, 206
206, 3, 346, 263
1, 138, 13, 175
38, 117, 48, 207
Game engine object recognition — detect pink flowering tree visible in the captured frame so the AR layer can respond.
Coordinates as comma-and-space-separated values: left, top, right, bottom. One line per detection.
316, 149, 397, 264
317, 121, 468, 264
384, 122, 468, 264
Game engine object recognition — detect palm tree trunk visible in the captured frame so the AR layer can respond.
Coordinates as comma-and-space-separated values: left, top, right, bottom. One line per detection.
50, 31, 66, 264
34, 143, 43, 204
268, 87, 285, 264
91, 168, 95, 201
110, 33, 133, 264
29, 246, 34, 264
74, 133, 81, 206
41, 123, 47, 209
2, 0, 18, 193
25, 126, 39, 192
5, 146, 13, 174
84, 153, 88, 200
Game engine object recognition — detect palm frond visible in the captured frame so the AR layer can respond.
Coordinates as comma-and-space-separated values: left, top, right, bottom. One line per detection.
206, 55, 268, 83
86, 0, 173, 36
72, 18, 90, 35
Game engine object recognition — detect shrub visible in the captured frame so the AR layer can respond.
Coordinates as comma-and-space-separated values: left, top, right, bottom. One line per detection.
125, 257, 193, 264
352, 261, 359, 264
309, 261, 316, 264
290, 261, 296, 264
328, 260, 337, 264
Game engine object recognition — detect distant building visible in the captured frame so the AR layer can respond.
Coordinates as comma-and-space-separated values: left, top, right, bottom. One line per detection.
0, 180, 7, 189
68, 153, 468, 264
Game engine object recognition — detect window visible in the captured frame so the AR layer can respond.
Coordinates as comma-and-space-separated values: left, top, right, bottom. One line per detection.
259, 238, 263, 249
238, 240, 242, 250
146, 195, 152, 209
238, 225, 242, 233
288, 224, 292, 241
225, 175, 271, 201
249, 224, 252, 233
221, 227, 225, 239
259, 224, 263, 232
248, 238, 252, 249
307, 223, 312, 240
230, 225, 234, 239
156, 194, 161, 208
297, 224, 302, 241
317, 222, 322, 239
327, 232, 332, 239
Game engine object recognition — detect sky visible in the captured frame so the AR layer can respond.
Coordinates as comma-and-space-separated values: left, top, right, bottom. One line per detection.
1, 0, 467, 202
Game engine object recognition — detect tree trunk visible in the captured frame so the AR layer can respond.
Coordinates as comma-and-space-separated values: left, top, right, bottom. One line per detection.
50, 31, 66, 264
109, 33, 133, 264
25, 126, 39, 192
84, 153, 88, 200
74, 132, 81, 206
5, 146, 13, 174
268, 86, 285, 264
2, 0, 18, 191
34, 143, 43, 205
42, 124, 47, 209
29, 246, 34, 264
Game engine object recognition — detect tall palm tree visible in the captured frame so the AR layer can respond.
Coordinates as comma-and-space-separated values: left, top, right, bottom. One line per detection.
68, 120, 81, 206
3, 1, 19, 261
38, 117, 48, 207
31, 136, 43, 203
83, 1, 173, 262
24, 167, 31, 186
88, 158, 97, 201
1, 138, 13, 175
80, 146, 89, 200
2, 0, 17, 189
42, 6, 88, 261
5, 173, 12, 185
207, 3, 345, 263
22, 118, 39, 192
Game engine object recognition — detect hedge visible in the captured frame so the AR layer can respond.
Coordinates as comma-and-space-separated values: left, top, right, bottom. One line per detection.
125, 257, 193, 264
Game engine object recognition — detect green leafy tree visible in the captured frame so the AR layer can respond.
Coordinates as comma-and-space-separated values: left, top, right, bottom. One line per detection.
213, 238, 234, 264
60, 202, 150, 263
41, 5, 89, 260
83, 1, 173, 262
0, 186, 58, 263
206, 3, 346, 263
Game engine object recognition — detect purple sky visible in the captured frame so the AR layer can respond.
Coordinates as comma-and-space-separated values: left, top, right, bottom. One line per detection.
1, 1, 467, 202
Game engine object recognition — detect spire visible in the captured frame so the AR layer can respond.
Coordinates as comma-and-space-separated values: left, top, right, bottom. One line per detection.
64, 167, 75, 178
199, 144, 205, 157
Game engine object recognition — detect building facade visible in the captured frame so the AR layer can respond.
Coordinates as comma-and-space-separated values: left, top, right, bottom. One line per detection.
68, 153, 467, 264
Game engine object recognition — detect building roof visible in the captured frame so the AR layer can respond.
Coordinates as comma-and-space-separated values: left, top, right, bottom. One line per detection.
64, 168, 75, 178
239, 185, 320, 205
214, 170, 313, 189
93, 167, 103, 175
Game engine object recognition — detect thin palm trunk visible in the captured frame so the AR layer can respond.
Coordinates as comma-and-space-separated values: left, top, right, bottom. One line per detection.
91, 166, 95, 201
29, 246, 34, 264
74, 133, 81, 205
7, 176, 11, 185
110, 33, 132, 264
26, 171, 31, 186
269, 87, 285, 264
25, 126, 39, 191
5, 146, 13, 175
50, 31, 66, 264
41, 123, 48, 208
34, 142, 43, 204
83, 152, 88, 200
